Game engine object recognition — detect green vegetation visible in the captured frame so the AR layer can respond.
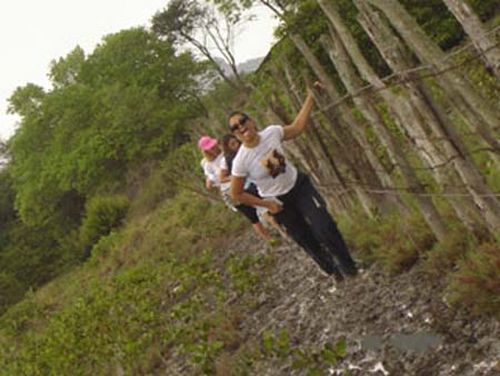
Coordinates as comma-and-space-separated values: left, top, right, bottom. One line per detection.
0, 0, 499, 374
448, 243, 500, 317
79, 195, 130, 254
0, 191, 347, 374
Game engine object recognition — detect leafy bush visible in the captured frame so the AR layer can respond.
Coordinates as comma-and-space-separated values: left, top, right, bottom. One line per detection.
340, 210, 436, 273
374, 214, 436, 274
80, 195, 129, 250
423, 224, 476, 277
0, 273, 25, 314
448, 242, 500, 317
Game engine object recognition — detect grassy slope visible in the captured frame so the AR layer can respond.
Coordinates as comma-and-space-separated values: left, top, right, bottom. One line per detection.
1, 15, 499, 376
0, 192, 251, 374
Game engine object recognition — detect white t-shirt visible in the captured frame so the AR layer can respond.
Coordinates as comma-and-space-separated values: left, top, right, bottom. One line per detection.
201, 153, 230, 191
232, 125, 297, 197
219, 156, 228, 172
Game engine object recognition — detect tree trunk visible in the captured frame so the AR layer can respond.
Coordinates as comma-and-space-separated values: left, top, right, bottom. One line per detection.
363, 0, 500, 150
356, 0, 500, 233
321, 36, 409, 213
318, 0, 449, 170
265, 103, 351, 216
442, 0, 500, 80
318, 33, 447, 241
317, 0, 450, 240
289, 34, 396, 215
270, 62, 361, 214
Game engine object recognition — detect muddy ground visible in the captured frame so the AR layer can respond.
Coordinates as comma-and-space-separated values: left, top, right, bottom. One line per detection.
224, 231, 500, 376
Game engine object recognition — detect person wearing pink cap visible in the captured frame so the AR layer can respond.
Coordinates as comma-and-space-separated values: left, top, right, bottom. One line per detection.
198, 136, 225, 191
198, 135, 276, 244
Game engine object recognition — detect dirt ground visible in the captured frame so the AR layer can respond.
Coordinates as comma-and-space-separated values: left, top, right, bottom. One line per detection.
228, 231, 500, 376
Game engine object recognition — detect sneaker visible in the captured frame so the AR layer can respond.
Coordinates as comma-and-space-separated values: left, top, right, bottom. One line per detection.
331, 269, 345, 283
342, 265, 359, 278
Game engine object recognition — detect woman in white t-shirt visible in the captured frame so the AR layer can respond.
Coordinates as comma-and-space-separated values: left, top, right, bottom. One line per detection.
220, 134, 289, 243
229, 83, 357, 282
198, 135, 277, 244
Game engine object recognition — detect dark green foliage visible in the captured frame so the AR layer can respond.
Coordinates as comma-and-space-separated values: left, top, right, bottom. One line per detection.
8, 27, 204, 230
80, 195, 130, 251
423, 224, 477, 277
469, 0, 500, 21
400, 0, 464, 49
339, 210, 436, 274
0, 273, 25, 314
0, 220, 64, 315
0, 27, 207, 308
401, 0, 499, 49
0, 169, 15, 233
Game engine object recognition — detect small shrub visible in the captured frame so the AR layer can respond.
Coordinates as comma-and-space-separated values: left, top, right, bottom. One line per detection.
341, 211, 436, 274
260, 330, 347, 373
423, 224, 476, 277
448, 242, 500, 317
127, 162, 177, 217
88, 231, 123, 266
226, 254, 266, 295
0, 273, 25, 315
338, 213, 382, 264
374, 214, 435, 274
80, 195, 130, 251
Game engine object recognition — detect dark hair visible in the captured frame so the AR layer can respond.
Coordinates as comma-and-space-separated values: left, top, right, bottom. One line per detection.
221, 133, 241, 173
221, 134, 240, 156
227, 111, 250, 128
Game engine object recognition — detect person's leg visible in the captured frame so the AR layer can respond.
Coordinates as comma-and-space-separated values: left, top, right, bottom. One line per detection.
252, 221, 272, 242
293, 175, 357, 275
273, 204, 342, 278
261, 210, 291, 241
235, 204, 272, 242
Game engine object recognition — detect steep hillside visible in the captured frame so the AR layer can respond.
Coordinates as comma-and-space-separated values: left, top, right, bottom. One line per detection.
1, 191, 498, 375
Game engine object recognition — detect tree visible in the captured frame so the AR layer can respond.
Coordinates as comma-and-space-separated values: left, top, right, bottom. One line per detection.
365, 0, 500, 150
152, 0, 249, 90
442, 0, 500, 79
8, 28, 206, 229
49, 46, 86, 89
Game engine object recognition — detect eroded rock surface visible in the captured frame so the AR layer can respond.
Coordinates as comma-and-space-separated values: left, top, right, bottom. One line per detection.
229, 231, 499, 376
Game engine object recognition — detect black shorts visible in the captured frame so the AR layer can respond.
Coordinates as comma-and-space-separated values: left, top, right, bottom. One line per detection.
235, 203, 259, 224
235, 183, 261, 224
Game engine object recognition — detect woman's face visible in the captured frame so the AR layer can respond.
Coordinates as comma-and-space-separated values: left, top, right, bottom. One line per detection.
227, 137, 240, 152
229, 114, 257, 144
204, 145, 220, 160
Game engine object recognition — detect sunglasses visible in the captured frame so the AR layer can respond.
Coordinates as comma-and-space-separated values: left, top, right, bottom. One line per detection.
229, 115, 249, 133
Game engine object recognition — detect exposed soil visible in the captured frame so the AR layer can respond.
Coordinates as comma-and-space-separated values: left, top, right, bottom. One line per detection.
223, 231, 500, 376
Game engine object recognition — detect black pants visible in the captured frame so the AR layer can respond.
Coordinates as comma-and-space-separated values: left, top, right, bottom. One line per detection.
235, 203, 259, 224
274, 172, 356, 275
234, 183, 260, 224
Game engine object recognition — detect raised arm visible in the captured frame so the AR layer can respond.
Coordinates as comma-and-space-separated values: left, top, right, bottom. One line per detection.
282, 82, 321, 141
230, 176, 283, 214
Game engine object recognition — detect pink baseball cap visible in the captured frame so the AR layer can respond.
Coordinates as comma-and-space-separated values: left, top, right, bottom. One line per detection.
198, 136, 218, 151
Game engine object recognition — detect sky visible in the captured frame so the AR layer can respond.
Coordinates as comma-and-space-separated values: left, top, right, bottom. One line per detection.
0, 1, 278, 141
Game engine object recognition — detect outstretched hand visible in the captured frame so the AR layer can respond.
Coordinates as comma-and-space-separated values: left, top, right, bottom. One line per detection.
313, 81, 324, 91
307, 81, 324, 97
